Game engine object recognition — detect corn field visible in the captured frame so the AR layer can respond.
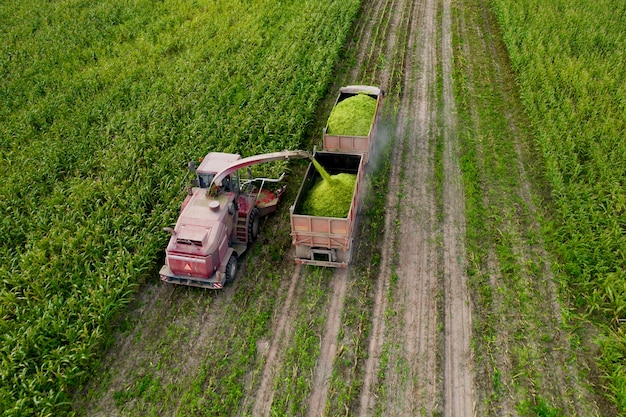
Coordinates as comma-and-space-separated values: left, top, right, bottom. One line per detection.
0, 0, 360, 414
491, 0, 626, 409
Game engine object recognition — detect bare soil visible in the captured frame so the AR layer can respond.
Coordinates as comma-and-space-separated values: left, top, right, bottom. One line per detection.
74, 0, 611, 416
354, 0, 473, 415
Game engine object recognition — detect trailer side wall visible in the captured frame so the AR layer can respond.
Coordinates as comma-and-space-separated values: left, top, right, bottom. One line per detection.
290, 152, 364, 266
322, 86, 383, 163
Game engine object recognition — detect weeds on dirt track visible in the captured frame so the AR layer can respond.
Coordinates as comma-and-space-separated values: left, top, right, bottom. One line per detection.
269, 266, 331, 416
326, 125, 393, 415
453, 0, 623, 414
0, 0, 361, 414
490, 0, 626, 412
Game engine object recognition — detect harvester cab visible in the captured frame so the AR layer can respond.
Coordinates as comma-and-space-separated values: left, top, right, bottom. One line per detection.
192, 152, 238, 190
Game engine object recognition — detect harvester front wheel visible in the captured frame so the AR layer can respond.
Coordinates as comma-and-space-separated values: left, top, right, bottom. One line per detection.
225, 254, 238, 284
248, 208, 260, 243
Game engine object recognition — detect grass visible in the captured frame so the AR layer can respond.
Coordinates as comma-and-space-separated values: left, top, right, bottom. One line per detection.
269, 266, 332, 416
451, 0, 607, 415
490, 0, 626, 412
0, 0, 362, 414
325, 118, 393, 415
372, 102, 412, 417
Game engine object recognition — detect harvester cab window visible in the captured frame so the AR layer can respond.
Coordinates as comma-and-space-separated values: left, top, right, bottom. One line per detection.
222, 176, 232, 192
231, 172, 240, 193
220, 173, 240, 194
198, 173, 214, 189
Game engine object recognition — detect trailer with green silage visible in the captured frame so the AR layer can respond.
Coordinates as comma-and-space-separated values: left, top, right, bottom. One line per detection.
290, 85, 383, 267
322, 85, 384, 164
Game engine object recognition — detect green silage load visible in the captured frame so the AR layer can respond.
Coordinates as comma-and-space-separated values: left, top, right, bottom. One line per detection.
302, 173, 356, 218
327, 93, 377, 136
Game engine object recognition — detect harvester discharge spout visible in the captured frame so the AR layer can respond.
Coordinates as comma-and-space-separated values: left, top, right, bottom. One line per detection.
210, 150, 311, 189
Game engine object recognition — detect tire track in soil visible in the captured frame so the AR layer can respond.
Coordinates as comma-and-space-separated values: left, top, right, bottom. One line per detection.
441, 0, 474, 415
360, 0, 446, 414
306, 268, 349, 417
393, 0, 440, 413
250, 264, 303, 417
357, 0, 411, 415
357, 0, 475, 414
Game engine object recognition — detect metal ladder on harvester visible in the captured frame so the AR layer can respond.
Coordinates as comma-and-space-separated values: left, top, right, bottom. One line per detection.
235, 213, 248, 244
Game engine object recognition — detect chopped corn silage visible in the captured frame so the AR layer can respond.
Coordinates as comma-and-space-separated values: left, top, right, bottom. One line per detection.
327, 93, 377, 136
302, 173, 356, 218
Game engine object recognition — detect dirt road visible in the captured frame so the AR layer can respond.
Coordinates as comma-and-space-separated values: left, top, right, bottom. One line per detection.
350, 0, 473, 415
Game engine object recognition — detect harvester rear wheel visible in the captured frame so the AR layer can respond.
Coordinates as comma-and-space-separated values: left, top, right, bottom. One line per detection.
225, 254, 238, 284
248, 208, 260, 243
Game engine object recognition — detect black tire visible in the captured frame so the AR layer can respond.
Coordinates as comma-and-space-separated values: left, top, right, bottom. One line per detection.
248, 207, 260, 243
224, 254, 237, 284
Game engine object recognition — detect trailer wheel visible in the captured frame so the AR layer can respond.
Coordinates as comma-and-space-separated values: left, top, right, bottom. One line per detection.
248, 208, 260, 243
225, 254, 238, 284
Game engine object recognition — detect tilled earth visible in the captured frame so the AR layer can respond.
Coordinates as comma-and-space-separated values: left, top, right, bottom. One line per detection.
75, 0, 611, 416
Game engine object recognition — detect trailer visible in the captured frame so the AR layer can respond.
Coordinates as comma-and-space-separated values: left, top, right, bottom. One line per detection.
322, 85, 384, 164
290, 85, 383, 267
290, 151, 365, 267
